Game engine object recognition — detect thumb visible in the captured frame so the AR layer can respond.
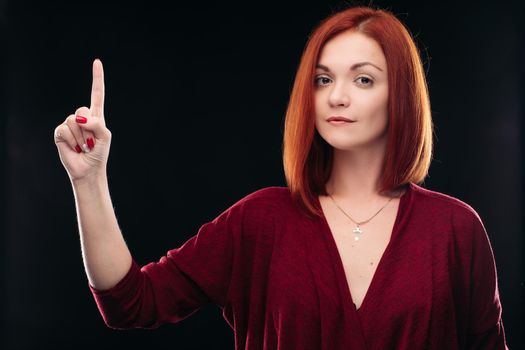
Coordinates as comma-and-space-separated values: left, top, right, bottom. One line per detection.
74, 114, 112, 141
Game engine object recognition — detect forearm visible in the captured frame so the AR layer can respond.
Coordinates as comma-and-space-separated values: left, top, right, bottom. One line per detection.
72, 174, 132, 290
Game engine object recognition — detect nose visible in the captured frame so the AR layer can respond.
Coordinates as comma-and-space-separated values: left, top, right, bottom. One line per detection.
328, 82, 350, 108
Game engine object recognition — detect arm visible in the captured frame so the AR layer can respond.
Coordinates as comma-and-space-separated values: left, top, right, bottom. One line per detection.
72, 174, 132, 290
88, 195, 245, 329
466, 215, 509, 350
55, 59, 242, 330
54, 59, 132, 291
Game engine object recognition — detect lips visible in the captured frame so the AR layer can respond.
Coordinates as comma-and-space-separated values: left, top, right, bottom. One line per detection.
327, 116, 356, 122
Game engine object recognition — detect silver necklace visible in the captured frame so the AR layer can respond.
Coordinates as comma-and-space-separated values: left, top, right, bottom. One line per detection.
328, 193, 396, 241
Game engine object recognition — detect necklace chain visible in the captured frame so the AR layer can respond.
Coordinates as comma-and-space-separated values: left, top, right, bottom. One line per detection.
328, 192, 397, 241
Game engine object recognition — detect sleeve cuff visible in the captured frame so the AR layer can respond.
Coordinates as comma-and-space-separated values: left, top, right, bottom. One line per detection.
88, 258, 142, 296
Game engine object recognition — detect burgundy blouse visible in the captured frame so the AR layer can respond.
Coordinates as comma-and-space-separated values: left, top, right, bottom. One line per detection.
89, 182, 508, 349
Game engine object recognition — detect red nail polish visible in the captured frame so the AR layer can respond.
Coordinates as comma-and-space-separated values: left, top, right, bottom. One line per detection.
75, 144, 82, 153
87, 138, 95, 150
76, 115, 87, 124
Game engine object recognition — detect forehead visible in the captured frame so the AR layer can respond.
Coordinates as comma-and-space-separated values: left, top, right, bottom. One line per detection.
317, 30, 386, 69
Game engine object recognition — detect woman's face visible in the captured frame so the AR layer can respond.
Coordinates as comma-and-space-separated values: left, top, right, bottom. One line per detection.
314, 30, 389, 152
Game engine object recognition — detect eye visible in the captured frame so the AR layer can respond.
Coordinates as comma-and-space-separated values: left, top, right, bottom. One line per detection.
314, 76, 332, 87
355, 76, 374, 87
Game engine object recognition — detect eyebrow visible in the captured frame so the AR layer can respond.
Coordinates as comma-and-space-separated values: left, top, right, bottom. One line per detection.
315, 61, 384, 72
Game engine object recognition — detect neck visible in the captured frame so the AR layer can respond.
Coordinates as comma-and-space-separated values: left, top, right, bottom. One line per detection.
324, 137, 406, 204
326, 143, 387, 200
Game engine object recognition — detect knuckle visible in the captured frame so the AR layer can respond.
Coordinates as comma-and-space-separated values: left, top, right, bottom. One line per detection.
55, 123, 67, 135
66, 114, 77, 123
54, 125, 68, 141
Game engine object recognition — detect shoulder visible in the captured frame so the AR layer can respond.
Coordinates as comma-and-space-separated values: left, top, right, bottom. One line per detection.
219, 186, 293, 218
212, 187, 295, 241
238, 186, 291, 204
409, 182, 485, 229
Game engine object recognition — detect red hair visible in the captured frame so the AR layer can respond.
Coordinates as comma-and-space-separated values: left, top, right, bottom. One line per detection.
282, 5, 433, 219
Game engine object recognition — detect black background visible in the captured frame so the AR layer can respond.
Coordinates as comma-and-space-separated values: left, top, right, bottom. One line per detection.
1, 0, 523, 349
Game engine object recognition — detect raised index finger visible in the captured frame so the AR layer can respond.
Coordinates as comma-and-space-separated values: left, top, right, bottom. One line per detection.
90, 58, 105, 118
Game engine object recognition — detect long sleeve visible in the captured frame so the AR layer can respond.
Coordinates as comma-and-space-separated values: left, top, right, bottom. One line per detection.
466, 214, 508, 349
88, 198, 244, 330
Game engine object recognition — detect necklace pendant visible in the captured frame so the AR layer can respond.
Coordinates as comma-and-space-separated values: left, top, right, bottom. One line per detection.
353, 226, 363, 241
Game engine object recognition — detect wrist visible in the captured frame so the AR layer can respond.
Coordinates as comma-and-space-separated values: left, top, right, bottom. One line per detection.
71, 172, 108, 189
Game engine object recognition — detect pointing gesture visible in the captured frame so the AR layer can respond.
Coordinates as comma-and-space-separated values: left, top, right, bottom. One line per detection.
54, 59, 113, 183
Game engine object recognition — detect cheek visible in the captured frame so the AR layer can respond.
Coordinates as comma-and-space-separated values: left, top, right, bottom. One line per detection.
359, 89, 388, 120
314, 93, 326, 123
314, 92, 324, 112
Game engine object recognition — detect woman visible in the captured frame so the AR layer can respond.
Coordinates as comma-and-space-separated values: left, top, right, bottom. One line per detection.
53, 5, 508, 350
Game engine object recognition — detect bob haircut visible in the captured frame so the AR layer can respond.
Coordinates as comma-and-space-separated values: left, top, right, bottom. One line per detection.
282, 5, 433, 219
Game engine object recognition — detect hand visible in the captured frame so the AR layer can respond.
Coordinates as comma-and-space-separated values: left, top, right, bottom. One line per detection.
54, 59, 112, 182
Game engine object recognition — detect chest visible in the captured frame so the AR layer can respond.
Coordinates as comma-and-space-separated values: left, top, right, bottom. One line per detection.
319, 196, 400, 310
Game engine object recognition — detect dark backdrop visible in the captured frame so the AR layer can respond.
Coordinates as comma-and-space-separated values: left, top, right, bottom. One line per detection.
1, 0, 523, 349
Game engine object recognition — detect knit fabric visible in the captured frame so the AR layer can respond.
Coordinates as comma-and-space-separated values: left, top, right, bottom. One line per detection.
89, 182, 508, 349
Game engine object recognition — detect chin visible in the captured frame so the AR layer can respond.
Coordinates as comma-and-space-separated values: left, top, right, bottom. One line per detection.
325, 139, 363, 151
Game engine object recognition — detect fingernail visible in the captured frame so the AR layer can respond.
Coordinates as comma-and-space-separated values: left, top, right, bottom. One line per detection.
81, 143, 90, 153
87, 137, 95, 150
76, 115, 87, 124
75, 144, 82, 153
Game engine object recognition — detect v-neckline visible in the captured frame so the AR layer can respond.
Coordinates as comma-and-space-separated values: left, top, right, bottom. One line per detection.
315, 182, 413, 316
